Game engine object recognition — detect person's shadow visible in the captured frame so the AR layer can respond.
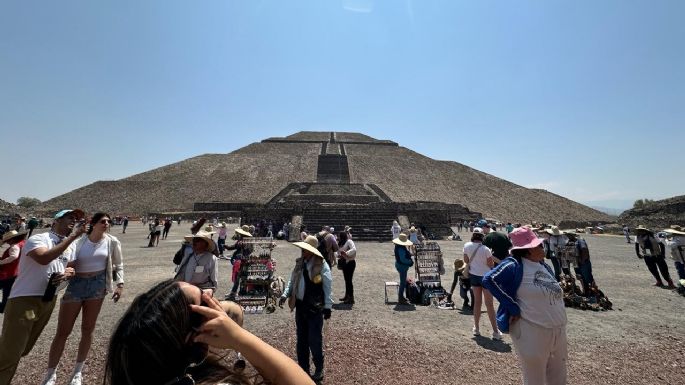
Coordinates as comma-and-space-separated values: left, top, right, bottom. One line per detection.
392, 303, 416, 311
473, 335, 512, 353
332, 303, 354, 311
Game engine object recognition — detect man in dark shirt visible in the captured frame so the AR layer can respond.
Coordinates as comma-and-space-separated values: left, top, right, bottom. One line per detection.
482, 223, 512, 265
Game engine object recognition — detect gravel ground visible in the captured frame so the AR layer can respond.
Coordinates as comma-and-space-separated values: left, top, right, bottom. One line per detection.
2, 223, 683, 384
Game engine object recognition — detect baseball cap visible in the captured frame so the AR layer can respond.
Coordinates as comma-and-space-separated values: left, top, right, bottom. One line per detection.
54, 209, 85, 220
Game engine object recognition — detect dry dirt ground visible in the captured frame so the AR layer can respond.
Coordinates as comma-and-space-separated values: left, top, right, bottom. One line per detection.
2, 223, 683, 385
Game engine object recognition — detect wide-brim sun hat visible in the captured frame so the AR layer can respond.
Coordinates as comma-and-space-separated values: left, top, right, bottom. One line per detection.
183, 230, 216, 253
664, 227, 685, 236
392, 233, 413, 246
545, 226, 564, 236
509, 227, 544, 251
2, 230, 27, 244
235, 225, 252, 237
292, 235, 323, 258
454, 259, 467, 273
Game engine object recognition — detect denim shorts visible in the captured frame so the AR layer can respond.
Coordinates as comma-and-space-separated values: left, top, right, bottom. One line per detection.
62, 271, 107, 303
469, 274, 483, 287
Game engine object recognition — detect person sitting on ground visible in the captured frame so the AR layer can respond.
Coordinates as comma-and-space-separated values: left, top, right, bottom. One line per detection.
174, 231, 219, 296
393, 234, 414, 305
635, 225, 675, 288
105, 279, 313, 385
483, 226, 568, 385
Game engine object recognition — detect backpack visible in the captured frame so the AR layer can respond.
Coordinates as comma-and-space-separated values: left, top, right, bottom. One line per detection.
316, 232, 333, 266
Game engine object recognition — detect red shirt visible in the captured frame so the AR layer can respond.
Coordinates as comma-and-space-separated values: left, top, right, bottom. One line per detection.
0, 240, 24, 280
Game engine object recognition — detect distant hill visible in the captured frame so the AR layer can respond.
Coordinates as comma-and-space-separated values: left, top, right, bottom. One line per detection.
590, 206, 625, 216
618, 195, 685, 228
41, 131, 612, 224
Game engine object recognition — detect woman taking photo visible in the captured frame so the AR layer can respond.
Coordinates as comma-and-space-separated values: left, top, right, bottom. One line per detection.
336, 231, 357, 304
41, 213, 124, 385
483, 227, 568, 385
463, 228, 500, 340
393, 233, 413, 304
104, 279, 313, 385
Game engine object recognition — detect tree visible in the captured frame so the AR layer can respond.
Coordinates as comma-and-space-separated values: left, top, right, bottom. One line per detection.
17, 196, 41, 208
633, 199, 644, 208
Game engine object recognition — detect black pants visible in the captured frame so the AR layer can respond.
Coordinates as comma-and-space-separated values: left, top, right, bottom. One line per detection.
295, 305, 324, 375
0, 276, 16, 313
163, 227, 170, 239
643, 255, 672, 283
550, 257, 571, 281
342, 260, 356, 298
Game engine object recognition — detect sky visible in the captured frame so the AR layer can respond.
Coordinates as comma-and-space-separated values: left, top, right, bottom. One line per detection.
1, 0, 683, 211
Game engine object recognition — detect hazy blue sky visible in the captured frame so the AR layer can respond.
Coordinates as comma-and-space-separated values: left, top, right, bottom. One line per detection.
1, 0, 683, 210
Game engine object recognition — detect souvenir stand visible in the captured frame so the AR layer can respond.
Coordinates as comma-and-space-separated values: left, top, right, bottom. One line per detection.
413, 242, 447, 306
557, 243, 577, 274
235, 237, 281, 314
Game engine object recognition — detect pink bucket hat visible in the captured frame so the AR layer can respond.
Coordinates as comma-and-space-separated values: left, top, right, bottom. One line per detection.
509, 227, 544, 251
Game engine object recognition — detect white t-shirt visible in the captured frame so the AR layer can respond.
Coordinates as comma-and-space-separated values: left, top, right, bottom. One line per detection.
463, 241, 493, 277
74, 238, 109, 273
10, 232, 76, 298
516, 258, 567, 328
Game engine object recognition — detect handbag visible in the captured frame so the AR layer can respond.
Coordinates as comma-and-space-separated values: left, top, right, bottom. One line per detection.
337, 257, 347, 270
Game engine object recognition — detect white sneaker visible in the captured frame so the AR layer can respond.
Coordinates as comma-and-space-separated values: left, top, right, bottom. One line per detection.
40, 373, 56, 385
472, 327, 480, 336
492, 331, 503, 341
69, 372, 82, 385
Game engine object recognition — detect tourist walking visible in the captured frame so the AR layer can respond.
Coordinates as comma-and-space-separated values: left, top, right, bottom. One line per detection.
483, 223, 512, 266
0, 230, 27, 313
483, 226, 568, 385
663, 226, 685, 293
635, 225, 675, 288
279, 236, 333, 382
217, 222, 228, 257
336, 231, 357, 304
463, 228, 500, 339
0, 209, 85, 385
622, 225, 631, 243
174, 230, 219, 295
41, 213, 125, 385
121, 216, 128, 233
105, 280, 313, 385
158, 217, 174, 238
393, 233, 414, 304
391, 220, 401, 240
224, 226, 253, 300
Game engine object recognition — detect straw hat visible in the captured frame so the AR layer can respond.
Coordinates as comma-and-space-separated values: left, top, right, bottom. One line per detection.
2, 230, 27, 244
203, 225, 215, 234
545, 226, 564, 236
235, 225, 252, 237
454, 259, 470, 278
664, 226, 685, 236
292, 235, 323, 258
183, 230, 216, 253
344, 225, 351, 232
392, 233, 413, 246
634, 225, 653, 234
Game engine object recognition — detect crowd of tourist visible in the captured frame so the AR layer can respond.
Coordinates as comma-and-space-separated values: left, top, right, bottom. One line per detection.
0, 209, 682, 385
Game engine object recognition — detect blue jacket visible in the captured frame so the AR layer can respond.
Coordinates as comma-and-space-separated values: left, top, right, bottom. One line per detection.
482, 256, 555, 333
394, 245, 413, 272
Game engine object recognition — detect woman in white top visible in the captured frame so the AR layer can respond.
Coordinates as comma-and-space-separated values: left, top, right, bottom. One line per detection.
335, 231, 357, 304
391, 220, 401, 240
42, 212, 124, 385
463, 228, 500, 340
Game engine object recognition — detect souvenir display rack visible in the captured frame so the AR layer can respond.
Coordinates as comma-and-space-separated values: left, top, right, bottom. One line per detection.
414, 242, 447, 305
236, 237, 278, 314
557, 244, 577, 271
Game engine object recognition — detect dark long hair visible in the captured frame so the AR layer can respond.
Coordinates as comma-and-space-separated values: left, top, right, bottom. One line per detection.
89, 212, 111, 235
104, 279, 256, 385
338, 231, 348, 248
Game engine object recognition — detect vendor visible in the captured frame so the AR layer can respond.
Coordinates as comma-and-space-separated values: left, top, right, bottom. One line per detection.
224, 225, 253, 300
393, 233, 414, 305
174, 230, 218, 296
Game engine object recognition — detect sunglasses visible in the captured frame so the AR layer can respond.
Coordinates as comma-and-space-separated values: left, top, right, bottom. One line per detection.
99, 219, 111, 224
